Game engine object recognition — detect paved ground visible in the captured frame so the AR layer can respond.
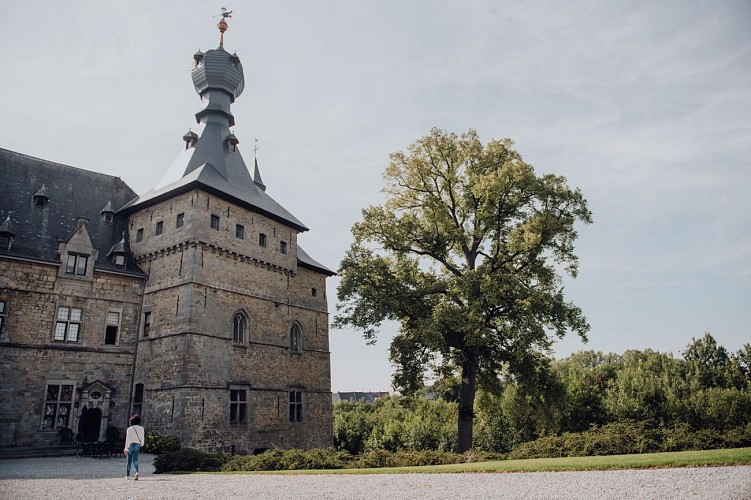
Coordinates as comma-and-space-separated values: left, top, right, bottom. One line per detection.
1, 455, 750, 499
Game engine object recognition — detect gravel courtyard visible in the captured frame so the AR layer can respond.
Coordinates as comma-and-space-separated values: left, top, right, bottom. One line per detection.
1, 455, 749, 499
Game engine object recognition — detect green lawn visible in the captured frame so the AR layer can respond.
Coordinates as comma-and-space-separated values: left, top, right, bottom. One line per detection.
240, 447, 751, 475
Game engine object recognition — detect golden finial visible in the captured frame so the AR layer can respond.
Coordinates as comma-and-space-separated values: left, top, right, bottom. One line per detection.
217, 7, 233, 47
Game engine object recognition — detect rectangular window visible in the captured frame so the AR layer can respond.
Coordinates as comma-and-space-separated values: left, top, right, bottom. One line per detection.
258, 233, 267, 247
114, 254, 126, 267
142, 311, 151, 337
132, 383, 144, 417
289, 390, 303, 422
65, 254, 88, 276
235, 224, 244, 240
279, 241, 287, 254
176, 213, 184, 228
311, 288, 317, 297
230, 389, 247, 424
104, 311, 120, 345
210, 214, 220, 230
54, 307, 82, 342
0, 300, 6, 334
42, 382, 75, 430
136, 228, 144, 242
155, 220, 164, 236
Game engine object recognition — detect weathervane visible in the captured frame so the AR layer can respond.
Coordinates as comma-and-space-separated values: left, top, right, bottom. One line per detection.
254, 138, 259, 160
216, 7, 233, 47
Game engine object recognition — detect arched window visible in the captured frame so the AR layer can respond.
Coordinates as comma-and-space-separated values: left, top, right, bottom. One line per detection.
233, 313, 246, 344
290, 323, 302, 353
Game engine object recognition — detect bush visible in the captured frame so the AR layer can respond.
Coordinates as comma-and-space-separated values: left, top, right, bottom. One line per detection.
153, 448, 228, 473
222, 448, 352, 472
353, 449, 464, 468
142, 432, 181, 455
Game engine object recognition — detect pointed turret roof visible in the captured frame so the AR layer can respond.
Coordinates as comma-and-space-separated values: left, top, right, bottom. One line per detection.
119, 19, 307, 232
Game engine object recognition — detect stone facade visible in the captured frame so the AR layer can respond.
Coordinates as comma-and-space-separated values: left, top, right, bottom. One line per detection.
0, 22, 334, 453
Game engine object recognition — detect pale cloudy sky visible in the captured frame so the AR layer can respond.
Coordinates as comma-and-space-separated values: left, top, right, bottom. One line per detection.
1, 1, 749, 391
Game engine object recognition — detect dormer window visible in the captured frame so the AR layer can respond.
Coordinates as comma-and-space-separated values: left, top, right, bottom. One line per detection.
100, 201, 115, 224
183, 130, 198, 150
33, 185, 49, 208
225, 133, 239, 152
114, 254, 125, 267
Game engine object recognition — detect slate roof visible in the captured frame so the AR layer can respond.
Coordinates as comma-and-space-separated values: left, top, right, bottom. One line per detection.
297, 246, 336, 276
0, 148, 144, 275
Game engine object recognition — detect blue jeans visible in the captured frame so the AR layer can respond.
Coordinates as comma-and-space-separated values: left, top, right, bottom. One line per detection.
126, 443, 141, 476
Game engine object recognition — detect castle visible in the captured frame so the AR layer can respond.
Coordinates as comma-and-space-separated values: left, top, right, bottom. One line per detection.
0, 17, 334, 453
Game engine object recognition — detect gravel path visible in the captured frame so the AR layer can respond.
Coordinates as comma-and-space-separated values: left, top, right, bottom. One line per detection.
1, 455, 749, 499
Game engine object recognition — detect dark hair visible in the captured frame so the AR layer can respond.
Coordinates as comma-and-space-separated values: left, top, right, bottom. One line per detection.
129, 414, 141, 425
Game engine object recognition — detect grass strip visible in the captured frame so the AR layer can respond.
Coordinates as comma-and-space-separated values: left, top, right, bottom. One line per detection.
223, 447, 751, 475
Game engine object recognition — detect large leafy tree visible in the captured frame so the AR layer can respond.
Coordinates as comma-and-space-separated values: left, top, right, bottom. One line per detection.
335, 128, 592, 452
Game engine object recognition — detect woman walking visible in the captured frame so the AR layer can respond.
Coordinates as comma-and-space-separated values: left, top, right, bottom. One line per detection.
123, 414, 145, 480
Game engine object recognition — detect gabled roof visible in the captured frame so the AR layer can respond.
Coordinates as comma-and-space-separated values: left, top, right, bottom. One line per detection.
0, 148, 143, 275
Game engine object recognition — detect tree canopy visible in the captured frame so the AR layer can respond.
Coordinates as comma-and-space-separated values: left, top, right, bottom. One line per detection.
335, 128, 592, 451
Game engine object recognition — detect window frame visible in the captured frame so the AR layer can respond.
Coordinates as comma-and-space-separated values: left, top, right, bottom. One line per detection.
142, 311, 151, 337
235, 224, 245, 240
279, 241, 287, 255
132, 383, 144, 418
176, 213, 185, 228
41, 381, 75, 431
155, 220, 164, 236
210, 214, 220, 231
135, 228, 144, 242
229, 388, 248, 425
289, 390, 303, 423
258, 233, 267, 247
104, 310, 121, 345
54, 306, 83, 343
0, 300, 6, 335
290, 323, 302, 353
65, 253, 88, 276
233, 312, 246, 344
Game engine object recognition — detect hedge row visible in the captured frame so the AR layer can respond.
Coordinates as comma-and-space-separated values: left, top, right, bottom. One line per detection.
152, 423, 751, 473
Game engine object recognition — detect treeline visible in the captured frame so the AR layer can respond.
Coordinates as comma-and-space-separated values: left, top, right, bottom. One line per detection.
335, 333, 751, 455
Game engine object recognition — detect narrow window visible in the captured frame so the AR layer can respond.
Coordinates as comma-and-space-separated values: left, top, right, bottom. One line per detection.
279, 241, 287, 255
230, 389, 247, 424
155, 220, 164, 236
233, 313, 246, 343
104, 311, 120, 345
0, 300, 6, 334
311, 288, 317, 297
136, 228, 144, 242
210, 214, 220, 230
289, 390, 303, 422
176, 213, 184, 228
41, 382, 74, 430
66, 254, 87, 275
142, 311, 151, 337
235, 224, 244, 240
258, 233, 267, 247
132, 383, 144, 417
290, 323, 302, 353
54, 307, 82, 342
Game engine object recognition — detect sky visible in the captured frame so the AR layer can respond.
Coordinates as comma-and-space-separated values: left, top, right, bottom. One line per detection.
1, 1, 749, 391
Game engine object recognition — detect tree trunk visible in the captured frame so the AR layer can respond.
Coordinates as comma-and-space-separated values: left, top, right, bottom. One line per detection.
457, 348, 479, 453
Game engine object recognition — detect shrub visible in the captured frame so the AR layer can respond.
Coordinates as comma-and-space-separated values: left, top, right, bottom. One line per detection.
153, 448, 228, 473
353, 449, 463, 468
142, 432, 181, 455
222, 448, 352, 472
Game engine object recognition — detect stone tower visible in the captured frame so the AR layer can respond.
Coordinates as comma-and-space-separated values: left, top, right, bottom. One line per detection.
119, 18, 334, 453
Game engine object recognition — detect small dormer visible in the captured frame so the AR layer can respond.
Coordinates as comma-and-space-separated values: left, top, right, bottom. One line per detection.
0, 215, 15, 251
33, 184, 49, 208
107, 233, 128, 268
183, 130, 199, 150
193, 50, 204, 67
225, 133, 239, 152
100, 201, 115, 224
